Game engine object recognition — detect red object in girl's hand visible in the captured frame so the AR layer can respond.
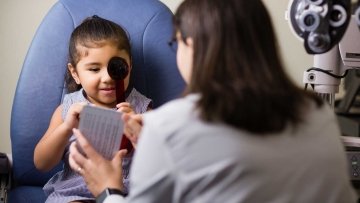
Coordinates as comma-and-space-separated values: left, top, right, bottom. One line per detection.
120, 134, 133, 152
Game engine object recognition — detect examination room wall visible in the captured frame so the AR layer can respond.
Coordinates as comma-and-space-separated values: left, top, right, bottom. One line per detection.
0, 0, 313, 154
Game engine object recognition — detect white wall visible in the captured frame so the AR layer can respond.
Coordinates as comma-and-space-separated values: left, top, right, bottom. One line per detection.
0, 0, 313, 154
0, 0, 58, 154
161, 0, 182, 12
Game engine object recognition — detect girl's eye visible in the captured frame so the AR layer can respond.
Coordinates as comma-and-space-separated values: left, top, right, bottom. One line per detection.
89, 67, 100, 72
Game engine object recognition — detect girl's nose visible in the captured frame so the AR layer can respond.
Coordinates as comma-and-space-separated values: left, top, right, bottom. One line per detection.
101, 69, 113, 83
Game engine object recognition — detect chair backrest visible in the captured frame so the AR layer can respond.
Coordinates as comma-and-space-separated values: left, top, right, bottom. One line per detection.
10, 0, 184, 187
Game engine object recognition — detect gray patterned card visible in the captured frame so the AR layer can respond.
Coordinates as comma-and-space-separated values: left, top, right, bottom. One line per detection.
78, 105, 123, 160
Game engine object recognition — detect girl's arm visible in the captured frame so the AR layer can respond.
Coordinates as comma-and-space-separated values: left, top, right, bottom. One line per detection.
34, 103, 84, 171
33, 105, 70, 171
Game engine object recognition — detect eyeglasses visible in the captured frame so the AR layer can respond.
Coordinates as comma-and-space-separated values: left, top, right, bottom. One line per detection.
168, 37, 178, 52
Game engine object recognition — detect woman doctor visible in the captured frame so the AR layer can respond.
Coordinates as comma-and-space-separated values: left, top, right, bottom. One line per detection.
69, 0, 357, 202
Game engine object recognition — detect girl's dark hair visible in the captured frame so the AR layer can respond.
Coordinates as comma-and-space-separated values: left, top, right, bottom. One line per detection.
173, 0, 323, 134
65, 15, 131, 92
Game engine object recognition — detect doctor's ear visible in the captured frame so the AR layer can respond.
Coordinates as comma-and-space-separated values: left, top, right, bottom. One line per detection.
68, 63, 80, 84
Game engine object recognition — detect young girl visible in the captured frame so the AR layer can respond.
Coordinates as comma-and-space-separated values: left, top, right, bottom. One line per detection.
33, 15, 151, 203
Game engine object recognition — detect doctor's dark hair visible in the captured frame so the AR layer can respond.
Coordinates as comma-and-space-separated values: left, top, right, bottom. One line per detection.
173, 0, 322, 134
65, 15, 131, 92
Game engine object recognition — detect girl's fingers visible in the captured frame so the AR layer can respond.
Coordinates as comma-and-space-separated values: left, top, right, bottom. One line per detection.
117, 107, 133, 114
116, 102, 131, 108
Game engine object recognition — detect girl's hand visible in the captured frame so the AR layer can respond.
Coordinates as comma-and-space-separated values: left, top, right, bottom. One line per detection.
122, 113, 143, 149
63, 102, 87, 131
116, 102, 134, 114
69, 128, 127, 197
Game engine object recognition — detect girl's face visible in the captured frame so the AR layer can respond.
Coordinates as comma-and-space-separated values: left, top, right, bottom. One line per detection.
176, 32, 193, 84
68, 43, 131, 108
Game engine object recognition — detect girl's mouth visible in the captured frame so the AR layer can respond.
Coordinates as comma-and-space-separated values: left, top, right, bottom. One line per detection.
100, 87, 116, 95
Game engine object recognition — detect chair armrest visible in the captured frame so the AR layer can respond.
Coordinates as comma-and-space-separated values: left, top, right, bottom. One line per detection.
0, 153, 12, 203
